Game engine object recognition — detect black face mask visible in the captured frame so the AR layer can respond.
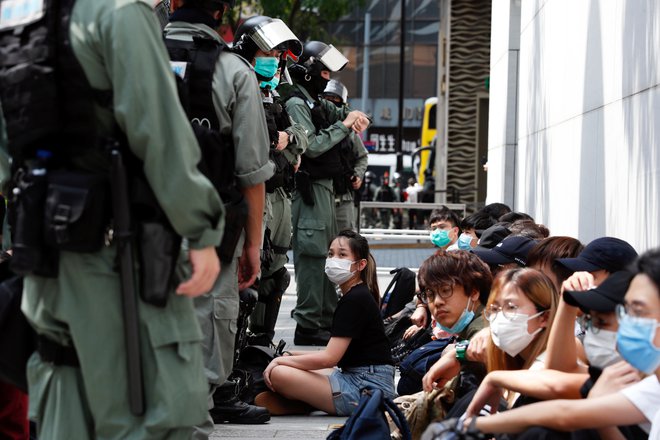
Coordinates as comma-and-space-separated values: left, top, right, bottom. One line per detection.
303, 75, 329, 101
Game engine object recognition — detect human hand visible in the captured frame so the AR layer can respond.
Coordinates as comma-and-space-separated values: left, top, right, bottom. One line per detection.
562, 271, 596, 293
466, 374, 502, 418
466, 327, 491, 363
351, 176, 362, 190
422, 349, 461, 392
403, 324, 422, 340
588, 360, 642, 398
276, 131, 289, 151
263, 358, 280, 391
176, 246, 220, 297
411, 304, 428, 327
238, 244, 261, 290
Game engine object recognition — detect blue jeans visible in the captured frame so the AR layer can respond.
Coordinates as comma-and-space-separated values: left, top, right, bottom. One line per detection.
328, 364, 396, 416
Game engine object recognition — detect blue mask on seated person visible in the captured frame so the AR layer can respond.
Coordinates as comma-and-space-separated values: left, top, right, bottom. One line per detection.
438, 298, 475, 335
254, 57, 279, 80
616, 307, 660, 374
457, 233, 474, 250
430, 229, 451, 248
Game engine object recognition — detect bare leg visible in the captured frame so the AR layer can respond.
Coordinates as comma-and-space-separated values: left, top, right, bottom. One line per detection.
270, 365, 336, 414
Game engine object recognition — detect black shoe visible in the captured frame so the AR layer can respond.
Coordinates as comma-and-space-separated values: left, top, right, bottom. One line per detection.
294, 326, 331, 346
211, 380, 270, 424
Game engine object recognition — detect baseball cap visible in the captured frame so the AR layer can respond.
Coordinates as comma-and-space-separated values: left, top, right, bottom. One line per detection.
472, 235, 538, 267
563, 270, 634, 313
556, 237, 637, 273
474, 224, 511, 250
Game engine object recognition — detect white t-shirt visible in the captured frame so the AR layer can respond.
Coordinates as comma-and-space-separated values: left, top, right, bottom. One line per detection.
620, 374, 660, 435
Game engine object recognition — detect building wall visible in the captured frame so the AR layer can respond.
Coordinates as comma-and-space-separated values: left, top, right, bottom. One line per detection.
488, 0, 660, 251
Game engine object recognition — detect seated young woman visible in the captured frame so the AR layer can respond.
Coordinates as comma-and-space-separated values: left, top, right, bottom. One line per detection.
462, 267, 558, 416
256, 230, 395, 416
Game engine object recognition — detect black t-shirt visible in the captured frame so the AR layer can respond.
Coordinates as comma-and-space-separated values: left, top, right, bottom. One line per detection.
331, 283, 394, 369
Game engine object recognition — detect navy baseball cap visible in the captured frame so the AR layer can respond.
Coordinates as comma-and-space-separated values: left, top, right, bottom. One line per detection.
563, 270, 634, 313
556, 237, 637, 273
472, 235, 538, 267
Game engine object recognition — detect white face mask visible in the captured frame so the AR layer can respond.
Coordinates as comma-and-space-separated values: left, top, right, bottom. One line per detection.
490, 311, 544, 357
583, 329, 622, 369
325, 257, 356, 285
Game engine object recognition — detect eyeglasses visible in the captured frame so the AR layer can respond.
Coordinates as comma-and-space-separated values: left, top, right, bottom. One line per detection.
417, 285, 454, 304
483, 302, 522, 322
616, 304, 660, 325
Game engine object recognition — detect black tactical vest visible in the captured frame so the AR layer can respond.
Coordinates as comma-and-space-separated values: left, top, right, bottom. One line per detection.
287, 90, 344, 180
164, 36, 236, 194
0, 0, 103, 164
263, 91, 294, 193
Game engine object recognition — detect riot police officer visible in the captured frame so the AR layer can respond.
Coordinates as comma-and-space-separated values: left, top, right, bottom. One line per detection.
360, 170, 379, 228
0, 0, 223, 438
232, 15, 308, 346
279, 41, 370, 345
165, 0, 274, 433
321, 80, 369, 232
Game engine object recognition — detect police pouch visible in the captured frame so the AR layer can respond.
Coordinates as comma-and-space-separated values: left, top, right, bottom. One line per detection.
9, 168, 59, 277
44, 171, 110, 252
130, 177, 181, 308
295, 170, 314, 206
217, 189, 248, 265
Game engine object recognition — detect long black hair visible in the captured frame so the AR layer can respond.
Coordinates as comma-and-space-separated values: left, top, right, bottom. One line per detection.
336, 230, 380, 304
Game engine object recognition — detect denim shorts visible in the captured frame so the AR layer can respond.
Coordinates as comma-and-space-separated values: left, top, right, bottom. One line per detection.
328, 364, 396, 416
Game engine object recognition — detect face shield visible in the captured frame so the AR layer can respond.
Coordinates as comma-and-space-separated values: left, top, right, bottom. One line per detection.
311, 44, 348, 72
249, 19, 303, 61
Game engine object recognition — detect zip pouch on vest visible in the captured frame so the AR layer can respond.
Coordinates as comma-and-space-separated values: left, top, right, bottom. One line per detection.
43, 171, 110, 252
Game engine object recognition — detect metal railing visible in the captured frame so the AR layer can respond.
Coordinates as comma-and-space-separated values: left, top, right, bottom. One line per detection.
357, 201, 466, 241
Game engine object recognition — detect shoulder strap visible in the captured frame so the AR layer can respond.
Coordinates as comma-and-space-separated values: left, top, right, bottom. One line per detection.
165, 36, 223, 130
383, 394, 412, 440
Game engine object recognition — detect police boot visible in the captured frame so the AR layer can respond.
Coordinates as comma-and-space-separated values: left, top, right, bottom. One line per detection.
261, 267, 289, 340
210, 379, 270, 424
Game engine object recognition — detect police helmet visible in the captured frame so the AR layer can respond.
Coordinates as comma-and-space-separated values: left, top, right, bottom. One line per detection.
393, 172, 403, 184
322, 79, 348, 104
233, 16, 303, 62
364, 170, 376, 182
295, 40, 348, 75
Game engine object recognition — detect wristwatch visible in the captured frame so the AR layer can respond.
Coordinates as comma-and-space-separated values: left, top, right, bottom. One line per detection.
455, 340, 469, 363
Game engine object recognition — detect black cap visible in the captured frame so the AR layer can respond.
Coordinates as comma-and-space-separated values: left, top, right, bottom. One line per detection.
472, 236, 538, 267
474, 224, 511, 249
563, 270, 635, 313
556, 237, 637, 273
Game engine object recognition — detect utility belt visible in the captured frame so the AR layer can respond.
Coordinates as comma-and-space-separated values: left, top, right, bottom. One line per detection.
9, 157, 183, 308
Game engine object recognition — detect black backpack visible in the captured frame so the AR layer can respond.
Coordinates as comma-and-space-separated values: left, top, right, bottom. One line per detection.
380, 267, 416, 319
231, 340, 287, 405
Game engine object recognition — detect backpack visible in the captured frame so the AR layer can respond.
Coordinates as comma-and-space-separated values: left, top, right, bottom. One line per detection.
380, 267, 416, 319
397, 338, 452, 396
327, 388, 411, 440
231, 340, 286, 405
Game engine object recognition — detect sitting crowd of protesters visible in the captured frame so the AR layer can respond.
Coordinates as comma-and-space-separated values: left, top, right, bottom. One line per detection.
255, 202, 658, 440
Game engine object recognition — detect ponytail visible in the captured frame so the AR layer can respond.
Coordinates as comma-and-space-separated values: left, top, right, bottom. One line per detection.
363, 253, 380, 305
336, 229, 380, 305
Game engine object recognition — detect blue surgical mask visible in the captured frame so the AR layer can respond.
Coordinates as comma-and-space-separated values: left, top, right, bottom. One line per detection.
430, 229, 451, 248
616, 307, 660, 374
260, 75, 280, 90
457, 233, 474, 250
254, 57, 279, 80
438, 298, 475, 335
